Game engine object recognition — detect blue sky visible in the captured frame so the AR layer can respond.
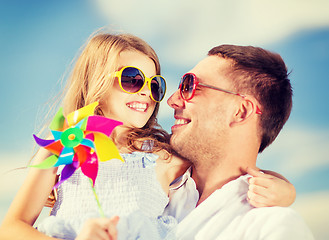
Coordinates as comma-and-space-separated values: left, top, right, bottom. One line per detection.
1, 0, 329, 239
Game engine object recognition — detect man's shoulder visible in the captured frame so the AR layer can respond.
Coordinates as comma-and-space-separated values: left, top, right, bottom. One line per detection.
244, 206, 305, 226
248, 205, 299, 216
240, 206, 314, 239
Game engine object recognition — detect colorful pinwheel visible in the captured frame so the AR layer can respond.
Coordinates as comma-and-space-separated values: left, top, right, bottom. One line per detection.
30, 102, 124, 189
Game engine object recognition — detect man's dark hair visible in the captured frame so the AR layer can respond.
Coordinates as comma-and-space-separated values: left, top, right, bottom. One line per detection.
208, 45, 292, 152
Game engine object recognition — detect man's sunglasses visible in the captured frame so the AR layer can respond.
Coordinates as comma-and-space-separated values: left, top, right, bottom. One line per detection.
111, 66, 166, 102
179, 73, 262, 114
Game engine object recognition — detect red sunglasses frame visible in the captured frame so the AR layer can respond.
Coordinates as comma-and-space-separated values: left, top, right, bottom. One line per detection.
179, 73, 262, 114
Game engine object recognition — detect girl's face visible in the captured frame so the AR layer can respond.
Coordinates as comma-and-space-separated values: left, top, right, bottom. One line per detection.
103, 50, 157, 129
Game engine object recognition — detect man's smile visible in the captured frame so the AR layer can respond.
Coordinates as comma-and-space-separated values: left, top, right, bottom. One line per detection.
172, 116, 191, 131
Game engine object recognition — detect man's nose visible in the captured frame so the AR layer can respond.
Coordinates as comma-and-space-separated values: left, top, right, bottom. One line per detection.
167, 89, 185, 109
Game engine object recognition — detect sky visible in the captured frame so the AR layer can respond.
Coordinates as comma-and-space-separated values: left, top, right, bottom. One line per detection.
0, 0, 329, 239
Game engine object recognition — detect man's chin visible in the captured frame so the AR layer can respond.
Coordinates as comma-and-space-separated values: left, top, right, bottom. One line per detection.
169, 132, 179, 148
169, 135, 186, 158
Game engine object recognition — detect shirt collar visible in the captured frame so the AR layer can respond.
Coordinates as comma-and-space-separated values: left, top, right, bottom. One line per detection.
169, 166, 192, 190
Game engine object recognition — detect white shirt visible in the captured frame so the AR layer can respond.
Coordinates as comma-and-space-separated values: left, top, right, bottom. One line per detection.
165, 168, 314, 240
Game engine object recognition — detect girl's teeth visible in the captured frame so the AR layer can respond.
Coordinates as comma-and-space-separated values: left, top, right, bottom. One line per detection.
127, 103, 147, 112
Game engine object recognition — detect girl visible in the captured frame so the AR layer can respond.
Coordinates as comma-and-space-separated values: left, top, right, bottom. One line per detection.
0, 31, 296, 240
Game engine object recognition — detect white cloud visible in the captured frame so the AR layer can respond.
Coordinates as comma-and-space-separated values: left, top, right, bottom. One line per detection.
0, 152, 30, 196
0, 152, 30, 222
95, 0, 329, 66
258, 125, 329, 177
292, 191, 329, 240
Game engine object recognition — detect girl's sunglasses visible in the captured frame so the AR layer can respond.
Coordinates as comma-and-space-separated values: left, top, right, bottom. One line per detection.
111, 66, 166, 102
179, 73, 262, 114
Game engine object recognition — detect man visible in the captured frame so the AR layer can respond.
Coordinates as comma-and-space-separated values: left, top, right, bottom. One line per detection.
165, 45, 314, 239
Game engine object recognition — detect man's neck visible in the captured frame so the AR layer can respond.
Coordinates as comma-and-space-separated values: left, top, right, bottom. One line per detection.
191, 158, 255, 206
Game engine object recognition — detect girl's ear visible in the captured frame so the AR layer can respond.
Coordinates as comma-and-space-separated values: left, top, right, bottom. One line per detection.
231, 96, 259, 126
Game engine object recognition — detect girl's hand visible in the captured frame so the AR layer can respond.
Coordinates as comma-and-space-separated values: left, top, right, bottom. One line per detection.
75, 216, 119, 240
246, 167, 296, 208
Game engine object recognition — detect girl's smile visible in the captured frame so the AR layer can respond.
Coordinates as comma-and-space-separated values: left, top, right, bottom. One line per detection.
126, 101, 149, 112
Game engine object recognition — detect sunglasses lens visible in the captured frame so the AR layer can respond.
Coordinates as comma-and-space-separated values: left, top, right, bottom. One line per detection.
120, 67, 145, 93
180, 74, 194, 100
150, 76, 166, 102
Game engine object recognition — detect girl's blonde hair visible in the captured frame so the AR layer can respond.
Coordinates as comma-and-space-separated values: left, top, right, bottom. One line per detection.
62, 31, 171, 154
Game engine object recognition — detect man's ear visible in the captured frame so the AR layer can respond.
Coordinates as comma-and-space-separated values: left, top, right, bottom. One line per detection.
231, 97, 258, 125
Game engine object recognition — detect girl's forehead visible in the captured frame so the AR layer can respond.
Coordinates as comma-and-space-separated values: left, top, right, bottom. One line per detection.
117, 51, 156, 77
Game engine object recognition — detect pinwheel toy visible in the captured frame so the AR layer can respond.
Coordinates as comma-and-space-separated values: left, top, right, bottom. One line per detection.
30, 102, 124, 216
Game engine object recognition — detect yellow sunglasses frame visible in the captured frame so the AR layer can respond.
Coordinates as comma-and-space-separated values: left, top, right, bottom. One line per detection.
111, 66, 166, 102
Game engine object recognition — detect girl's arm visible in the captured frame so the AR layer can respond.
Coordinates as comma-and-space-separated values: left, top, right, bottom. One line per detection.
246, 167, 296, 208
0, 148, 59, 240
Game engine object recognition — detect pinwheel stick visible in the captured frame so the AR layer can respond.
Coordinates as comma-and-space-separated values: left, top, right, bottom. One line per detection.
89, 179, 105, 217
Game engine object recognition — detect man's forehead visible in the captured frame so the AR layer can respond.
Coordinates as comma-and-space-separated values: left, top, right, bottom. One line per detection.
189, 56, 229, 83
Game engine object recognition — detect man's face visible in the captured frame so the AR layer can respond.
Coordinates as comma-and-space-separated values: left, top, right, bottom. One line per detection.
167, 56, 238, 165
